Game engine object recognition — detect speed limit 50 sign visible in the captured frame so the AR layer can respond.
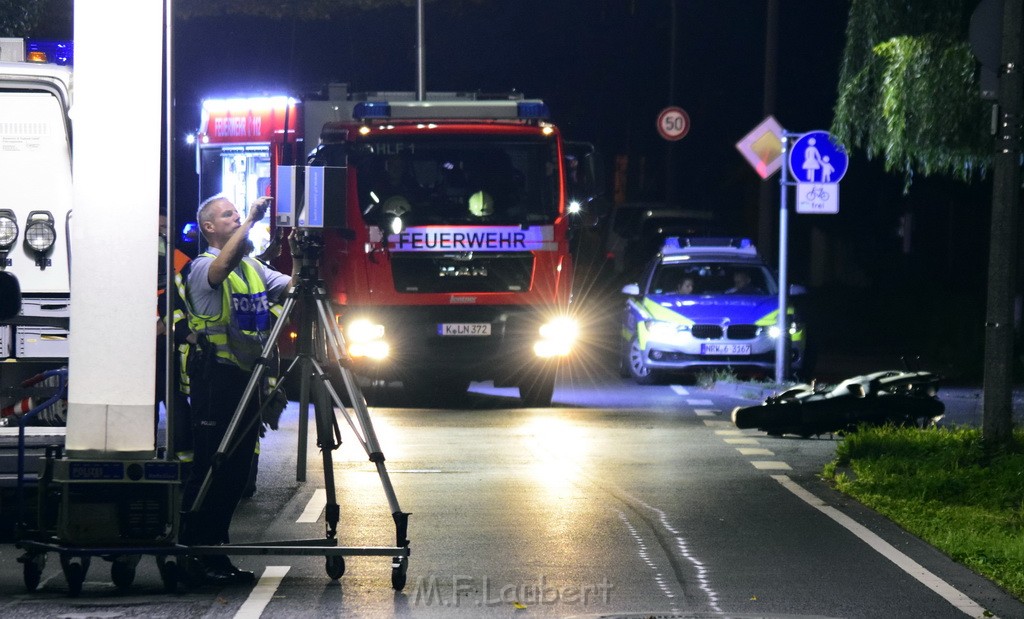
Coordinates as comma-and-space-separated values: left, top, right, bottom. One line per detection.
657, 106, 690, 141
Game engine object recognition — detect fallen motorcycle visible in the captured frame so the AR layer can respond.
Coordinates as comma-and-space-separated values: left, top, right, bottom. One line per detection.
731, 370, 945, 438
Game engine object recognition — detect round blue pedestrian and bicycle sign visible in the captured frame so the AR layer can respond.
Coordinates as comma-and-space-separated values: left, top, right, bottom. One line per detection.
788, 130, 848, 183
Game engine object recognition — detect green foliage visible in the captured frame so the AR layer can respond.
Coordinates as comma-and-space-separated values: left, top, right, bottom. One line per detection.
832, 0, 991, 193
0, 0, 45, 36
825, 425, 1024, 598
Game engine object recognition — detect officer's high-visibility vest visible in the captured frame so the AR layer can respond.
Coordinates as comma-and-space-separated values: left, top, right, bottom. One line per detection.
186, 254, 273, 371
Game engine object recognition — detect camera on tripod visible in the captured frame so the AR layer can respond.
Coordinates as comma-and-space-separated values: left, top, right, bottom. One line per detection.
276, 165, 348, 231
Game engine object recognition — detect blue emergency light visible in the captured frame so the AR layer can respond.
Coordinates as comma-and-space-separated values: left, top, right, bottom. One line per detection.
26, 39, 73, 65
352, 99, 550, 122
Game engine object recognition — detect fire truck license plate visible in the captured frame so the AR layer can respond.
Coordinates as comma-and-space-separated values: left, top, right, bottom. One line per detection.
701, 343, 751, 355
438, 323, 491, 336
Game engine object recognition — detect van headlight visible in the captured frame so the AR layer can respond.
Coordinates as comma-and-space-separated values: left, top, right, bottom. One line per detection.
0, 209, 18, 253
24, 210, 56, 254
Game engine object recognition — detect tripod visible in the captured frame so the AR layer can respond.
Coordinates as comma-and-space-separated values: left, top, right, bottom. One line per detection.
187, 232, 410, 588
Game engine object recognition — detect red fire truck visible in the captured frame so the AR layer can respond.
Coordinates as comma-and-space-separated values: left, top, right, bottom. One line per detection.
277, 85, 583, 406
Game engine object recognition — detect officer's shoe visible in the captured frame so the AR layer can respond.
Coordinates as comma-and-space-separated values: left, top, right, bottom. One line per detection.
183, 556, 234, 587
208, 554, 255, 585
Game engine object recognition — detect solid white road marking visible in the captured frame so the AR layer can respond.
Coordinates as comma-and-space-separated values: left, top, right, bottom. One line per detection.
297, 488, 327, 523
234, 565, 290, 619
772, 475, 996, 618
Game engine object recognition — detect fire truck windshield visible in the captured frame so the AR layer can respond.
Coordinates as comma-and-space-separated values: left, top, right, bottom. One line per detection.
317, 136, 560, 226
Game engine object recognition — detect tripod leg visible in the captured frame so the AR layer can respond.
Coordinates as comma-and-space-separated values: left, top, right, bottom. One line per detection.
309, 294, 409, 546
310, 373, 341, 539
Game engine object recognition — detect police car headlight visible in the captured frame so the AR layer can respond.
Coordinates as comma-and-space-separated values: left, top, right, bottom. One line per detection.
534, 316, 578, 358
767, 325, 782, 339
24, 211, 56, 254
647, 320, 687, 343
346, 319, 389, 360
0, 209, 18, 251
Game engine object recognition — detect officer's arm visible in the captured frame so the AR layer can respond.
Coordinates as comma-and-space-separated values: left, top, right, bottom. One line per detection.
207, 198, 271, 288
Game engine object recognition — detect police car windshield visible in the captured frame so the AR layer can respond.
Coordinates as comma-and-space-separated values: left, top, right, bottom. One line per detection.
651, 262, 777, 296
341, 136, 560, 226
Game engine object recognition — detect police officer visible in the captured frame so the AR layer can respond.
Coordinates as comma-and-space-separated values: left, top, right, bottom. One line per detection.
178, 194, 300, 586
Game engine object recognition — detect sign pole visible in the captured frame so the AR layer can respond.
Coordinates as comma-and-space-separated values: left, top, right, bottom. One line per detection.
775, 134, 791, 383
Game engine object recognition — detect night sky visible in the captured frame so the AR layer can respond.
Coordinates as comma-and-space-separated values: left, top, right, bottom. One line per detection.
172, 1, 849, 221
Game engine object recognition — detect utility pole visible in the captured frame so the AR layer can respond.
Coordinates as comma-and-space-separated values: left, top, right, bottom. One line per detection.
758, 0, 779, 262
665, 0, 678, 206
982, 0, 1023, 449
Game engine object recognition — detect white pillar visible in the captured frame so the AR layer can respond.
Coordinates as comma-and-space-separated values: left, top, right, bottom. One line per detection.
65, 0, 164, 457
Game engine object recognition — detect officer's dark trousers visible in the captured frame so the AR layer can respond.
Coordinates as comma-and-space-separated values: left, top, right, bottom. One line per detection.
179, 360, 260, 546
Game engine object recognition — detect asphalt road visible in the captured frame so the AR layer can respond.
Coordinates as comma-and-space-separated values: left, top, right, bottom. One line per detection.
0, 364, 1020, 619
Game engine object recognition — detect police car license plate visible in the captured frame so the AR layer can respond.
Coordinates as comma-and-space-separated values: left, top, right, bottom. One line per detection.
701, 343, 751, 355
438, 323, 491, 336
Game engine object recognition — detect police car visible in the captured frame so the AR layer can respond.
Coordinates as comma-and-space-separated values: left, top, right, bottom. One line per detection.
619, 237, 808, 383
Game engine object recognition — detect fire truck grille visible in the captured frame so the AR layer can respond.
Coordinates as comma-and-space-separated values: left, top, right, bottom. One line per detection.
391, 253, 534, 293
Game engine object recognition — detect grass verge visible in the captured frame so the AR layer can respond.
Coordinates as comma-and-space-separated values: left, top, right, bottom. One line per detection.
822, 425, 1024, 600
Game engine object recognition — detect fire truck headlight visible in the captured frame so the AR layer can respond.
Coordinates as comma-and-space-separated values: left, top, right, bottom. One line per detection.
567, 200, 582, 215
0, 209, 19, 251
347, 319, 389, 360
24, 211, 56, 254
534, 316, 578, 358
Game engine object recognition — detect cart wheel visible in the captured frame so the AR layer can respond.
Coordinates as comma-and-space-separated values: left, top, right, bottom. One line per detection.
391, 556, 408, 591
156, 556, 179, 593
111, 560, 136, 590
62, 558, 87, 597
325, 555, 345, 580
22, 555, 44, 592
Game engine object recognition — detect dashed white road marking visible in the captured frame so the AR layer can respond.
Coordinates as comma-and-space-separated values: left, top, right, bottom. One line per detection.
234, 566, 290, 619
297, 488, 327, 523
695, 409, 718, 417
772, 475, 996, 618
714, 429, 744, 436
687, 398, 715, 406
670, 385, 690, 395
737, 447, 774, 456
751, 461, 792, 470
703, 420, 732, 428
723, 437, 760, 444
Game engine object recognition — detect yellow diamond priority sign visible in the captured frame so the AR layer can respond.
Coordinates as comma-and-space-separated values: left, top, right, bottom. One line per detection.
736, 116, 783, 179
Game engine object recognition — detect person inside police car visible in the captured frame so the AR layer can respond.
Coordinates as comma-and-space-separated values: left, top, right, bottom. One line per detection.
178, 194, 301, 586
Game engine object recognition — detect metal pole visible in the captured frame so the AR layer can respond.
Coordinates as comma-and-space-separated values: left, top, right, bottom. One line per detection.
774, 134, 790, 383
163, 0, 176, 458
665, 0, 678, 205
416, 0, 425, 101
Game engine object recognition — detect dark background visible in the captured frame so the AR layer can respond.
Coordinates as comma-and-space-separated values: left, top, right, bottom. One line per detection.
27, 1, 992, 378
